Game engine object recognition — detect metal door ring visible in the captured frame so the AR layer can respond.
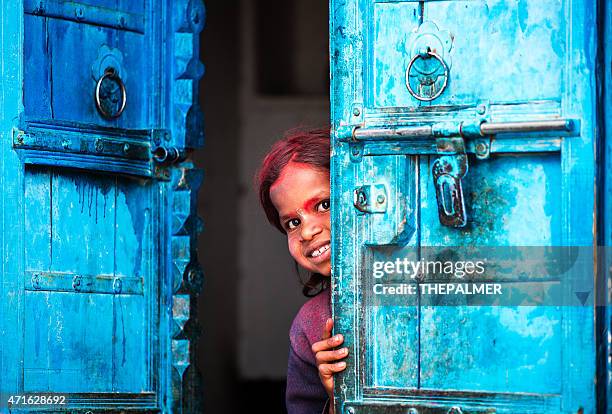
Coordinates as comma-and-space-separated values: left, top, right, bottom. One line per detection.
95, 67, 127, 119
405, 50, 449, 102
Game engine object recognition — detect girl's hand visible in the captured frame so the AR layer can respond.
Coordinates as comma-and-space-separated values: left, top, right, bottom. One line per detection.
311, 318, 348, 407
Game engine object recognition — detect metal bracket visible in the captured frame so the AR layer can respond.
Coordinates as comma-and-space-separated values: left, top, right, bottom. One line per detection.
12, 126, 179, 180
432, 137, 468, 227
353, 184, 388, 213
12, 128, 151, 161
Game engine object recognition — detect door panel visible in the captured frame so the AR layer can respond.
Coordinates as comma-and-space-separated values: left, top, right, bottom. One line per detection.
24, 13, 149, 128
369, 306, 419, 388
24, 291, 115, 392
1, 0, 205, 411
420, 154, 562, 246
371, 0, 565, 108
419, 306, 563, 393
330, 0, 599, 412
24, 167, 151, 393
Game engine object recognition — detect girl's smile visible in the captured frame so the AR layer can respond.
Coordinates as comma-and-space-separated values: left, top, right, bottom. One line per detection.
270, 162, 331, 277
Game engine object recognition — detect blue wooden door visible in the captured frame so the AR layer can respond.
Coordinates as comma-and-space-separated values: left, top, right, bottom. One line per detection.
330, 0, 603, 413
0, 0, 204, 412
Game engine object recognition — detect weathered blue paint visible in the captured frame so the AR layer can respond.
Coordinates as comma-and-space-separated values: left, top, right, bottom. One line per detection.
599, 1, 612, 411
1, 0, 204, 412
330, 0, 605, 413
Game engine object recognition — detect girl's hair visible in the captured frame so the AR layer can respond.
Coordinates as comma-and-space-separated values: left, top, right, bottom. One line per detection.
256, 127, 330, 297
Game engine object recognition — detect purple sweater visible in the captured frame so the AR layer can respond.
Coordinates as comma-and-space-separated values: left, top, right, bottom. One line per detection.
286, 288, 332, 414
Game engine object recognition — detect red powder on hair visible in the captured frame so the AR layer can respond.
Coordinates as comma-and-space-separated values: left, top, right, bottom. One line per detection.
256, 127, 330, 234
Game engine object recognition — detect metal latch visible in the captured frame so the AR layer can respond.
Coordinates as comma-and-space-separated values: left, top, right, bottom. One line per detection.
432, 137, 468, 227
353, 184, 388, 213
341, 117, 579, 228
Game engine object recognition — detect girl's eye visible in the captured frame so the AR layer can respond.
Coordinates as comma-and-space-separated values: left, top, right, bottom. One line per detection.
317, 199, 330, 212
286, 218, 301, 230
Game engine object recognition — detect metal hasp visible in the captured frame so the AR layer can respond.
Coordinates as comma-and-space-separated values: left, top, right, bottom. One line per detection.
433, 137, 468, 227
354, 184, 388, 213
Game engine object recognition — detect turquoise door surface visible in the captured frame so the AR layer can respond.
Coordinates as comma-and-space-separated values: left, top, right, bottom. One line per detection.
0, 0, 204, 412
330, 0, 604, 413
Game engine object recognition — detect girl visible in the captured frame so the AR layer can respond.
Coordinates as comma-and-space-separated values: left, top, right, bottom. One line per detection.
256, 128, 348, 414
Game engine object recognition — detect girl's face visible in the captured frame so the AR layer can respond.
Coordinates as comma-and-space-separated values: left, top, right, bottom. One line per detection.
270, 162, 331, 277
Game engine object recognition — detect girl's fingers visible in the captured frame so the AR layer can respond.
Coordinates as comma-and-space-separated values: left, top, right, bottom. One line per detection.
321, 318, 333, 340
318, 361, 347, 376
311, 333, 344, 353
315, 348, 348, 364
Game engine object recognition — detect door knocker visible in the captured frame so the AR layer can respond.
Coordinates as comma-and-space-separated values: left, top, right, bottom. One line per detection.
95, 67, 127, 119
405, 21, 453, 102
405, 48, 449, 101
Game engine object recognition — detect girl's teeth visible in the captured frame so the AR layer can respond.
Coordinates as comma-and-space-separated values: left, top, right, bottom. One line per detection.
311, 244, 330, 257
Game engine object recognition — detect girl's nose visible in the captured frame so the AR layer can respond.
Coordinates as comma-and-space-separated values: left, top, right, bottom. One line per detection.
300, 216, 323, 240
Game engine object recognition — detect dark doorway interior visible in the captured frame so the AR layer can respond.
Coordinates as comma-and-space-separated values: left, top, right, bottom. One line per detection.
196, 1, 329, 412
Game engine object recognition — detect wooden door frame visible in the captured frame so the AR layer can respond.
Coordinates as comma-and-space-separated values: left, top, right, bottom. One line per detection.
596, 0, 612, 411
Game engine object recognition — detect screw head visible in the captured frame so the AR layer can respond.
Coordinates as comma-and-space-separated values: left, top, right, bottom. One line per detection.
113, 278, 123, 294
475, 142, 488, 157
123, 143, 131, 153
72, 275, 82, 291
476, 104, 486, 115
351, 146, 360, 156
353, 108, 361, 117
32, 274, 41, 289
95, 139, 104, 152
376, 194, 385, 204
